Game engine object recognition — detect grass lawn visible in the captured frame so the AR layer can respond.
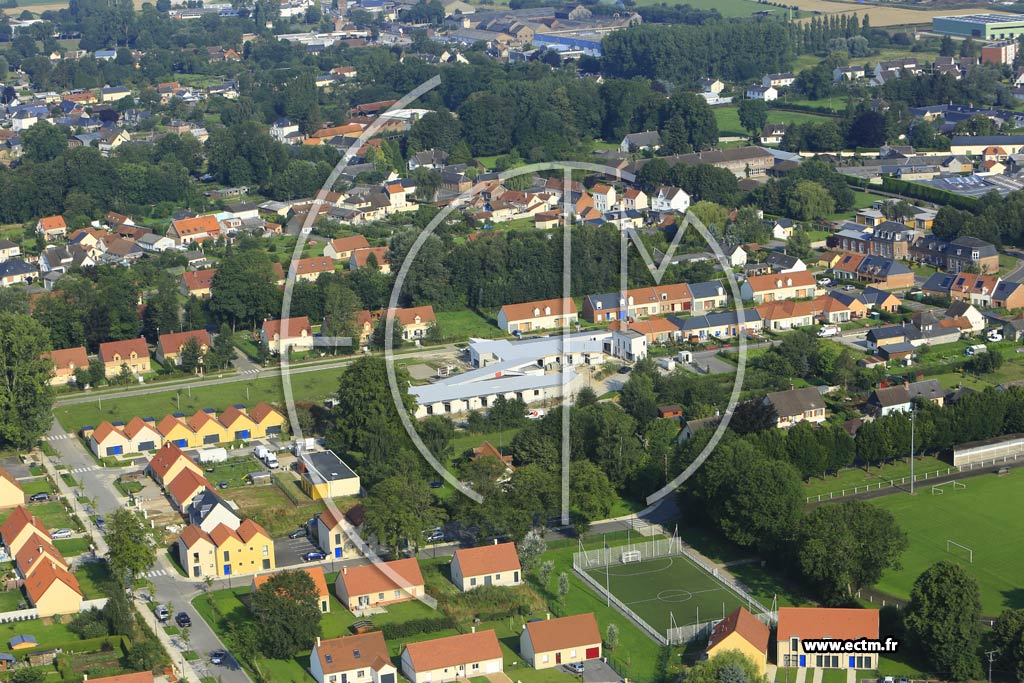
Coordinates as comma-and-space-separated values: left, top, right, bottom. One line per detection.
715, 107, 837, 138
0, 588, 25, 611
632, 0, 764, 16
230, 483, 326, 538
0, 618, 78, 648
826, 190, 878, 222
200, 456, 266, 489
870, 473, 1024, 614
53, 367, 342, 430
21, 479, 53, 496
802, 455, 950, 501
451, 428, 522, 457
819, 670, 848, 683
22, 501, 77, 530
74, 559, 116, 599
54, 537, 93, 557
435, 309, 503, 341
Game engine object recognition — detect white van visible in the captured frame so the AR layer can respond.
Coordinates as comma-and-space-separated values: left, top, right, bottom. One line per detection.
965, 344, 987, 356
818, 325, 840, 338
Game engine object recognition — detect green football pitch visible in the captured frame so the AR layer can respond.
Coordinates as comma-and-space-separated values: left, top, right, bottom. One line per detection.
583, 552, 750, 633
870, 473, 1024, 615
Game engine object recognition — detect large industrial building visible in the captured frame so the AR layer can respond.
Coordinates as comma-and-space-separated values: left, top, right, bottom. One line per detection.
932, 14, 1024, 40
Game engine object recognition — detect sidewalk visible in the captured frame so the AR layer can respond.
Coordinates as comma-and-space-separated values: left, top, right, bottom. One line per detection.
38, 449, 208, 683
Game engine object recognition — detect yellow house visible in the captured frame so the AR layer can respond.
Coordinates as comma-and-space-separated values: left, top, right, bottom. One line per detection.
148, 442, 203, 486
123, 417, 162, 452
400, 630, 503, 683
0, 467, 25, 509
188, 410, 228, 446
777, 607, 879, 670
705, 607, 770, 674
0, 507, 50, 556
249, 402, 287, 438
167, 468, 213, 512
156, 415, 197, 449
209, 519, 275, 577
297, 450, 361, 501
98, 338, 151, 378
178, 524, 218, 579
220, 406, 259, 441
520, 613, 601, 669
25, 562, 82, 618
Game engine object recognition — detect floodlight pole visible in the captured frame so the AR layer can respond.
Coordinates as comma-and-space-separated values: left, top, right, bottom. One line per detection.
910, 407, 915, 495
986, 649, 1000, 683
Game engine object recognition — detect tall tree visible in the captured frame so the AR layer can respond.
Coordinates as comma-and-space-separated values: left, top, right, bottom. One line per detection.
0, 313, 54, 449
363, 474, 445, 555
105, 509, 157, 586
905, 561, 983, 681
251, 570, 323, 659
738, 99, 769, 138
208, 251, 281, 329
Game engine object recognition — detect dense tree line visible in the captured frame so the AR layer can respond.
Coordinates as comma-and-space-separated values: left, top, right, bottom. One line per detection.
749, 159, 855, 217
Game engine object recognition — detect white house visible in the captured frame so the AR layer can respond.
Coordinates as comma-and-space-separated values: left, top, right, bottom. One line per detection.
651, 186, 691, 213
270, 118, 300, 143
310, 632, 397, 683
762, 72, 795, 88
520, 613, 602, 669
727, 246, 747, 268
450, 542, 521, 592
746, 85, 778, 102
400, 631, 503, 683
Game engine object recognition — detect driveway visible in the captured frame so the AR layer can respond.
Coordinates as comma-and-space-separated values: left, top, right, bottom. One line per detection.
582, 659, 622, 683
275, 533, 323, 567
0, 456, 30, 479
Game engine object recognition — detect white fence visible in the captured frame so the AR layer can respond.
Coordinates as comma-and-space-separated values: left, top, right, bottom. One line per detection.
0, 598, 107, 625
573, 537, 775, 646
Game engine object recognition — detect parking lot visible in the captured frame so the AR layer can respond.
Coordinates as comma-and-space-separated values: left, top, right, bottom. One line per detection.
275, 532, 323, 567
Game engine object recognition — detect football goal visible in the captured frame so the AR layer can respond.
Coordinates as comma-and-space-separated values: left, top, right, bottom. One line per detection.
931, 481, 967, 495
946, 540, 974, 563
621, 550, 642, 564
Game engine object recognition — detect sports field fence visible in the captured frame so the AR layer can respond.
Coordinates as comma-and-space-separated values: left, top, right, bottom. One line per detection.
572, 535, 776, 645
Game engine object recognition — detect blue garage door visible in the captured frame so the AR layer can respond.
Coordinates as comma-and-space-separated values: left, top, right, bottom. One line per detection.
267, 426, 282, 435
174, 439, 187, 447
335, 547, 342, 558
235, 430, 251, 440
107, 445, 122, 456
138, 440, 155, 451
204, 434, 219, 444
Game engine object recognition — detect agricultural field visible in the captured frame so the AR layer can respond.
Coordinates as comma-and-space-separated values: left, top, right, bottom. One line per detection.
715, 107, 838, 138
870, 472, 1024, 615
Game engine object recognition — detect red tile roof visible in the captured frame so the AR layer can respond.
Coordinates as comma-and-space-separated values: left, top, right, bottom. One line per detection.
99, 338, 149, 364
158, 329, 211, 356
237, 518, 269, 543
187, 410, 222, 433
499, 297, 577, 322
24, 560, 81, 603
167, 468, 212, 505
148, 443, 191, 479
351, 247, 390, 268
525, 613, 600, 653
338, 557, 423, 597
179, 524, 213, 548
777, 607, 879, 641
123, 416, 159, 440
248, 402, 283, 424
79, 673, 153, 683
16, 538, 66, 576
453, 542, 521, 577
262, 316, 311, 340
707, 607, 770, 654
0, 506, 43, 546
43, 346, 88, 372
328, 235, 370, 254
314, 631, 390, 674
292, 257, 335, 277
745, 271, 817, 293
90, 421, 125, 445
182, 269, 217, 292
38, 215, 67, 231
402, 630, 502, 671
172, 214, 221, 238
220, 405, 256, 428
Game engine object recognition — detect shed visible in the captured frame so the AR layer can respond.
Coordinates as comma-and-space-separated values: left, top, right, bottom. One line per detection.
9, 634, 36, 650
247, 471, 272, 485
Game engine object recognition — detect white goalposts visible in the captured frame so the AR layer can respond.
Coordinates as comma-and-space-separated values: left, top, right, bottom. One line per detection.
931, 481, 967, 495
946, 539, 974, 563
620, 550, 642, 564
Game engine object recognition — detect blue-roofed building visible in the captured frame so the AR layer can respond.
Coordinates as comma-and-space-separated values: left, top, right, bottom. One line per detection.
669, 310, 762, 340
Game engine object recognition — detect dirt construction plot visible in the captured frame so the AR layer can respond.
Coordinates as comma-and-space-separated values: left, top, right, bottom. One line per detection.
0, 456, 30, 479
790, 2, 1016, 27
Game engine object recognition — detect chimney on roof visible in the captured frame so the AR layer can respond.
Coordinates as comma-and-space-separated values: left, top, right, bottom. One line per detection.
493, 538, 498, 545
316, 637, 321, 647
343, 567, 348, 575
546, 613, 551, 620
471, 626, 476, 633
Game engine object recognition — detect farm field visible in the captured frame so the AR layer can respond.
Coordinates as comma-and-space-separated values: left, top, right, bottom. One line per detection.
715, 107, 837, 138
632, 0, 769, 16
870, 472, 1024, 615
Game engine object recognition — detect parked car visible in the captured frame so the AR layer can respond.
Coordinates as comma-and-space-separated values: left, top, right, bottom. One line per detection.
218, 481, 229, 490
210, 650, 227, 665
425, 531, 445, 542
844, 284, 856, 291
818, 277, 832, 287
175, 612, 192, 628
429, 481, 443, 489
155, 605, 170, 623
29, 492, 50, 502
51, 528, 73, 539
618, 365, 632, 374
303, 551, 326, 562
288, 528, 307, 539
566, 663, 585, 674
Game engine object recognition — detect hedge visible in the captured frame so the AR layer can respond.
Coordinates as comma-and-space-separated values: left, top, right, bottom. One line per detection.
380, 616, 455, 640
880, 176, 980, 211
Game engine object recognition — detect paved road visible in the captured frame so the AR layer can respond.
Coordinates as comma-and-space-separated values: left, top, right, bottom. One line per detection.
44, 418, 252, 683
54, 343, 462, 407
1003, 250, 1024, 283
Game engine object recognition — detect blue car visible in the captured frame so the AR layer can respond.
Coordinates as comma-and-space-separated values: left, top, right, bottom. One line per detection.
304, 551, 326, 562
